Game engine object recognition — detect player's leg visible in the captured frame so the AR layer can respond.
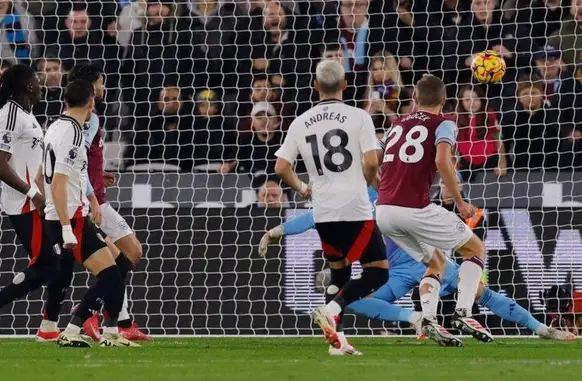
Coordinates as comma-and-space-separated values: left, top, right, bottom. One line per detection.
46, 217, 137, 348
0, 212, 60, 308
313, 221, 388, 354
36, 253, 75, 341
476, 284, 575, 340
347, 268, 421, 329
97, 203, 149, 339
408, 203, 491, 343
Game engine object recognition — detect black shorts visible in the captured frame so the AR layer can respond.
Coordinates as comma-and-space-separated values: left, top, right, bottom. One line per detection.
315, 220, 386, 264
8, 210, 60, 267
44, 216, 107, 263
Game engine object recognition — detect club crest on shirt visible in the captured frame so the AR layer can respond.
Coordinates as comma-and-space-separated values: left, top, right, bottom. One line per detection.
456, 221, 466, 232
2, 132, 11, 144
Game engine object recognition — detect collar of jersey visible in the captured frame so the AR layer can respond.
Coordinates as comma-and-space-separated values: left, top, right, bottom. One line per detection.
59, 114, 83, 130
317, 98, 343, 105
8, 100, 29, 114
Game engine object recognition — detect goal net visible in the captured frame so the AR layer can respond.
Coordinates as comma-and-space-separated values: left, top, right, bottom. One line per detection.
0, 0, 581, 337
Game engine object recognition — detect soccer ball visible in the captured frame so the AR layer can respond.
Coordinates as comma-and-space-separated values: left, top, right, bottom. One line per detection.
471, 50, 506, 84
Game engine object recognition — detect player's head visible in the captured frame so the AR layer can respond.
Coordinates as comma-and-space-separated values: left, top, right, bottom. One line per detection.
68, 63, 104, 102
413, 74, 446, 111
64, 79, 95, 120
0, 64, 42, 109
314, 59, 347, 97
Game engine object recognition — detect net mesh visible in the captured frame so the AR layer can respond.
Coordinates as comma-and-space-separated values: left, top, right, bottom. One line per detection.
0, 0, 580, 336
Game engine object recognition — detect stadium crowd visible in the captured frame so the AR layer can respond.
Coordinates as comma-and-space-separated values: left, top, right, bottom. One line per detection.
1, 0, 581, 202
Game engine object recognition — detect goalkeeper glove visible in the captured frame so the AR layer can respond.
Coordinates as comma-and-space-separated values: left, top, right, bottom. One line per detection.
258, 225, 284, 258
62, 225, 78, 250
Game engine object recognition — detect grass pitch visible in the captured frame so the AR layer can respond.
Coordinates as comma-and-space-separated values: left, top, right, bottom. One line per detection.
1, 337, 580, 381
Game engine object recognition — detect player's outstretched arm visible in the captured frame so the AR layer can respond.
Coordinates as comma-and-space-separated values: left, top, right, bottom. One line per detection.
258, 210, 315, 257
362, 150, 379, 186
51, 173, 77, 250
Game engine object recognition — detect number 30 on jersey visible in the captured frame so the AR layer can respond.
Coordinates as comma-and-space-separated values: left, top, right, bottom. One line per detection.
383, 125, 428, 164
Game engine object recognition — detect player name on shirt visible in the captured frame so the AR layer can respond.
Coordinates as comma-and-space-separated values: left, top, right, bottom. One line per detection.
304, 111, 347, 128
0, 101, 44, 215
276, 100, 377, 223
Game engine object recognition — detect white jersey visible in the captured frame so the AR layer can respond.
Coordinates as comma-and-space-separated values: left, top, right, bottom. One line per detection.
43, 115, 89, 220
275, 99, 377, 223
0, 101, 43, 215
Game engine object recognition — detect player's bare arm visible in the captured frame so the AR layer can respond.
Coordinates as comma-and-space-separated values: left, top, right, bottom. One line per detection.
0, 150, 45, 211
362, 150, 379, 186
88, 193, 102, 226
274, 157, 310, 199
51, 172, 77, 250
435, 142, 474, 219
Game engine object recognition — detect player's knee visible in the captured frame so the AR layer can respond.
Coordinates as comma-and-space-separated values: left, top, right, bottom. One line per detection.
427, 249, 446, 273
20, 260, 60, 286
330, 266, 351, 289
124, 240, 143, 264
362, 266, 388, 292
459, 235, 486, 260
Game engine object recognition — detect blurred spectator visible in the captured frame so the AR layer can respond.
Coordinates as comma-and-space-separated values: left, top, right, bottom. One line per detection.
250, 1, 315, 114
364, 52, 412, 134
501, 81, 560, 170
220, 102, 283, 180
223, 74, 274, 129
455, 85, 507, 181
531, 44, 579, 125
128, 85, 195, 171
122, 0, 178, 117
0, 60, 12, 75
192, 89, 235, 170
176, 0, 244, 94
33, 55, 65, 128
443, 0, 521, 93
516, 0, 566, 53
257, 180, 288, 208
0, 0, 38, 65
58, 4, 110, 71
548, 0, 582, 66
320, 43, 366, 107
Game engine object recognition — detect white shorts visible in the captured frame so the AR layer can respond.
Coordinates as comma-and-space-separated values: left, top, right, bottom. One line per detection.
99, 203, 133, 242
376, 203, 473, 263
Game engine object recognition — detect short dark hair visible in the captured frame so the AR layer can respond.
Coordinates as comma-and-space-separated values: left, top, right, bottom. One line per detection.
252, 74, 270, 85
64, 80, 94, 108
322, 43, 343, 55
67, 63, 103, 85
414, 74, 445, 107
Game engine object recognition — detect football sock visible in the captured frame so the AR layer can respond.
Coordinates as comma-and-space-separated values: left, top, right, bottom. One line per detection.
0, 267, 52, 308
478, 287, 541, 333
115, 255, 133, 326
63, 323, 82, 335
456, 257, 484, 315
347, 297, 415, 323
72, 265, 124, 326
333, 267, 388, 308
325, 266, 351, 331
118, 290, 132, 328
419, 274, 441, 322
39, 319, 58, 332
44, 254, 75, 322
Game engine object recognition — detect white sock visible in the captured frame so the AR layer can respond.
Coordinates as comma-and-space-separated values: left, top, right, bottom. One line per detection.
64, 323, 81, 335
408, 311, 422, 325
102, 326, 119, 335
419, 276, 441, 322
536, 324, 550, 336
456, 259, 484, 315
40, 319, 58, 332
118, 290, 130, 322
337, 331, 348, 347
324, 301, 342, 317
